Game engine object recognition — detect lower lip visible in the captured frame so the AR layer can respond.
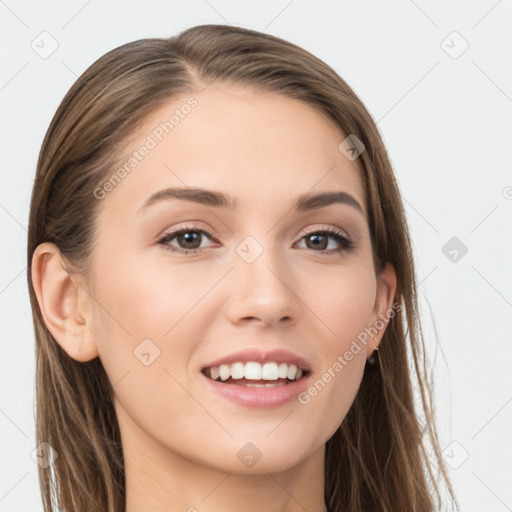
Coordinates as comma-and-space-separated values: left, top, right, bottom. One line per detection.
201, 373, 310, 408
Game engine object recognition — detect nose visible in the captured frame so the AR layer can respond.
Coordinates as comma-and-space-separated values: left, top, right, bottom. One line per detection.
225, 244, 301, 327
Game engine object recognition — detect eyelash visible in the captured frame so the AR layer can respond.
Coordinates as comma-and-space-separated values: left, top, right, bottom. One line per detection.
157, 225, 355, 256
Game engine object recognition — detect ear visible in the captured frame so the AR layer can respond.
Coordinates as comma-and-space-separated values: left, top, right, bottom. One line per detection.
31, 242, 98, 362
367, 262, 397, 357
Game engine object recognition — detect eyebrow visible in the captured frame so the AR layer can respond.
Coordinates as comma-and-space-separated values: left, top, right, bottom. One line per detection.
137, 187, 366, 216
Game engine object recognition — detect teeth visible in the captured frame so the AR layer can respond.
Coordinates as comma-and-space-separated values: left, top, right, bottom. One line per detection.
286, 364, 298, 380
205, 361, 306, 382
231, 362, 245, 379
261, 362, 279, 380
245, 362, 262, 380
278, 363, 288, 378
219, 364, 230, 381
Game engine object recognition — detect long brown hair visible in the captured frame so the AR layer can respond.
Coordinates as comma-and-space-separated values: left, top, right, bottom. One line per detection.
27, 24, 458, 511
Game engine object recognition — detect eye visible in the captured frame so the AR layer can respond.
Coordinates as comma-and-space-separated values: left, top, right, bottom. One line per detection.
157, 225, 219, 254
157, 225, 355, 256
296, 226, 355, 255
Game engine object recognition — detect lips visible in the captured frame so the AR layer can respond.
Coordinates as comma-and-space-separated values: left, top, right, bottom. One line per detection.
200, 348, 311, 408
201, 348, 311, 374
201, 367, 311, 408
201, 348, 311, 388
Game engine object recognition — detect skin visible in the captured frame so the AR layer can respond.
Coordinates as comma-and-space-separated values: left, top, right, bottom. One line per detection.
32, 82, 396, 512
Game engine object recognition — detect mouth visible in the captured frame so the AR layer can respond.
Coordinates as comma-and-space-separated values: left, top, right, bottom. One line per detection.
201, 361, 310, 387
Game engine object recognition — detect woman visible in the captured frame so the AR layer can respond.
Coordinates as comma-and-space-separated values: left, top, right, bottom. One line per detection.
27, 24, 458, 512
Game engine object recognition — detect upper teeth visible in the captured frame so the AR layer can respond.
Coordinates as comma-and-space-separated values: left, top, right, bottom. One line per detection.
208, 362, 304, 381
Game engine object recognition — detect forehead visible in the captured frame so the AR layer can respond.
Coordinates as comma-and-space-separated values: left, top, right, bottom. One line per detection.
97, 82, 367, 218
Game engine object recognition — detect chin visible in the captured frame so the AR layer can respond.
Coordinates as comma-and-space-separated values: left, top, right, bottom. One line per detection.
196, 436, 321, 475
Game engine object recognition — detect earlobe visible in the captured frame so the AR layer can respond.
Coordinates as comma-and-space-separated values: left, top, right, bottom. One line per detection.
31, 242, 98, 362
368, 262, 397, 356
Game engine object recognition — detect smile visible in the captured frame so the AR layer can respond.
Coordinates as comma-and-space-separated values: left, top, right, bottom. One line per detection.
202, 361, 307, 386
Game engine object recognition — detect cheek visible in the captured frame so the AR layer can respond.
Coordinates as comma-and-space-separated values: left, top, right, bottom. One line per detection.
92, 251, 211, 351
296, 263, 375, 432
302, 260, 376, 346
89, 252, 218, 427
88, 257, 207, 452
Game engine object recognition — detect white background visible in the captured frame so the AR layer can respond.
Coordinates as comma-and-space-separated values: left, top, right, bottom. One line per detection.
1, 1, 511, 511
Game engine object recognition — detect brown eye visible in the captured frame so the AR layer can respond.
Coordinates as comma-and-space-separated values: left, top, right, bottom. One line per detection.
158, 227, 218, 254
297, 228, 355, 255
175, 231, 202, 250
304, 233, 329, 251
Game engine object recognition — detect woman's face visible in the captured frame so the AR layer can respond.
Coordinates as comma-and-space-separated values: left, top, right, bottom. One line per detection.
80, 82, 395, 474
